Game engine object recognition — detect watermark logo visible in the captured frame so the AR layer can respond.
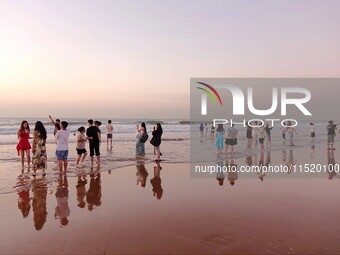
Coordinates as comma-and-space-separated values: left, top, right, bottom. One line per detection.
196, 82, 223, 115
198, 83, 312, 116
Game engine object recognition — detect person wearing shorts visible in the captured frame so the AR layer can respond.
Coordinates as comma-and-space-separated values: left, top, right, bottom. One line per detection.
76, 126, 88, 167
258, 126, 266, 151
86, 119, 100, 166
55, 121, 70, 174
106, 120, 113, 149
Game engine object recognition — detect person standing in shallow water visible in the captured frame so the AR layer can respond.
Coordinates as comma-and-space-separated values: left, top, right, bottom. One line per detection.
16, 120, 32, 171
32, 121, 47, 177
327, 120, 340, 150
86, 119, 100, 167
215, 124, 224, 154
151, 123, 163, 162
135, 124, 146, 157
55, 121, 70, 174
106, 120, 113, 150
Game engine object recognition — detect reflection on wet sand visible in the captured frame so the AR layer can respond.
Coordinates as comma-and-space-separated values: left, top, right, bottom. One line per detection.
136, 161, 148, 188
226, 156, 238, 186
327, 150, 339, 180
86, 169, 102, 211
55, 174, 70, 226
216, 157, 225, 186
32, 178, 47, 231
150, 162, 163, 199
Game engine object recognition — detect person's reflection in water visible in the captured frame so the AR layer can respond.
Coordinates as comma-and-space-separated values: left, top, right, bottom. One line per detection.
257, 151, 266, 181
15, 173, 31, 218
55, 174, 70, 226
216, 156, 225, 186
226, 156, 238, 186
310, 144, 315, 159
86, 169, 102, 211
282, 148, 287, 163
327, 150, 338, 179
136, 161, 148, 188
32, 178, 47, 231
76, 175, 87, 209
150, 162, 163, 199
17, 188, 31, 218
287, 149, 295, 173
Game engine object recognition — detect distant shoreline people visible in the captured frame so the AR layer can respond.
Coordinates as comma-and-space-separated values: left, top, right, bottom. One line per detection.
246, 122, 252, 149
210, 124, 215, 139
225, 124, 238, 154
287, 121, 297, 147
32, 121, 47, 176
16, 120, 32, 170
215, 124, 224, 154
258, 125, 266, 151
204, 123, 208, 137
310, 123, 315, 142
199, 123, 204, 137
281, 123, 287, 145
327, 120, 340, 150
252, 121, 259, 146
265, 123, 273, 148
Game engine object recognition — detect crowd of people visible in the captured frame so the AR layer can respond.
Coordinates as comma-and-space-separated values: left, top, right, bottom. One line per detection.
199, 120, 340, 154
16, 116, 163, 176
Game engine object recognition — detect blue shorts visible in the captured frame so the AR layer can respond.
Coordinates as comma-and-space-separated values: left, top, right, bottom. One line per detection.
56, 150, 69, 161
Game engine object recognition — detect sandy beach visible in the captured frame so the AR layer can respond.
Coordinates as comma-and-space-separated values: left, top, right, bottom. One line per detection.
0, 142, 339, 255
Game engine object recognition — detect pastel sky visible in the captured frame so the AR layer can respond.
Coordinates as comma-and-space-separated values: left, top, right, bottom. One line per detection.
1, 0, 339, 119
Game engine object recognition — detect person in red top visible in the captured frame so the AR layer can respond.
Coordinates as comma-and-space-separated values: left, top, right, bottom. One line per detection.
16, 120, 32, 170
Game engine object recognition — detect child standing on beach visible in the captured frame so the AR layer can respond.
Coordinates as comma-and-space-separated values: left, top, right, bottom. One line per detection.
76, 127, 88, 167
16, 120, 32, 170
56, 121, 70, 174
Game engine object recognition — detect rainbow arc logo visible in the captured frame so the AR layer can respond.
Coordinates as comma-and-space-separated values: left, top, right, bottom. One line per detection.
196, 82, 223, 106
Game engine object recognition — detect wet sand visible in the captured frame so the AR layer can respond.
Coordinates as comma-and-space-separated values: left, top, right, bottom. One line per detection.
0, 142, 340, 254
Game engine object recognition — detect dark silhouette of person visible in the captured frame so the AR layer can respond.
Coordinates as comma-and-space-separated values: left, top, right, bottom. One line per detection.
150, 162, 163, 199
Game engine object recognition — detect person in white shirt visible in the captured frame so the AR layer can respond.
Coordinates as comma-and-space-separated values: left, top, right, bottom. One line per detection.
106, 120, 113, 149
55, 121, 70, 174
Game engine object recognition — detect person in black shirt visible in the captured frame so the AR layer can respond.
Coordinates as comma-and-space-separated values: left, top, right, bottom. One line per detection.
86, 119, 100, 166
